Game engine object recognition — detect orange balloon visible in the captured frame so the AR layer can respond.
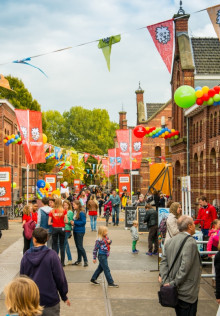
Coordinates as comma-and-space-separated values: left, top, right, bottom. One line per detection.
202, 86, 209, 94
195, 90, 203, 98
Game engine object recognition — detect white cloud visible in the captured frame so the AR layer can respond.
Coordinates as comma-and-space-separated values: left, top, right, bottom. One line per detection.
0, 0, 219, 127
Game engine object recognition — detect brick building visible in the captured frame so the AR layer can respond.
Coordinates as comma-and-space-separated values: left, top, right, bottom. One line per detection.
171, 12, 220, 207
0, 99, 37, 203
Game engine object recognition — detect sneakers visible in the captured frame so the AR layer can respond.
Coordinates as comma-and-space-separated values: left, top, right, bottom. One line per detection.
67, 260, 72, 265
90, 279, 100, 285
84, 262, 89, 267
72, 261, 81, 266
132, 250, 139, 254
146, 252, 153, 256
152, 252, 158, 255
108, 283, 119, 288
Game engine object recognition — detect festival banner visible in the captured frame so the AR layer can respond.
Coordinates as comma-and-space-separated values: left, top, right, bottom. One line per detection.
84, 153, 90, 162
132, 131, 143, 169
102, 158, 109, 177
147, 19, 174, 73
116, 130, 130, 169
15, 109, 45, 164
108, 148, 117, 175
0, 166, 12, 207
98, 35, 121, 71
118, 174, 130, 197
207, 4, 220, 40
44, 174, 57, 196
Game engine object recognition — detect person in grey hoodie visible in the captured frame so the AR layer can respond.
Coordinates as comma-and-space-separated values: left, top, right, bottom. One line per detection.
130, 220, 139, 253
36, 197, 52, 248
104, 190, 121, 226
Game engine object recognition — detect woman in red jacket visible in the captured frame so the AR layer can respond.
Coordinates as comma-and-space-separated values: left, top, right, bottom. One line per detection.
48, 198, 68, 266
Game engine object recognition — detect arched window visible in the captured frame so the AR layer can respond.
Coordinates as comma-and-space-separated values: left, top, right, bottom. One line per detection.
155, 146, 161, 163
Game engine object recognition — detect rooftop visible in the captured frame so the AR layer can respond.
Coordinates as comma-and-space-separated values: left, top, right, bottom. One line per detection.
146, 103, 164, 120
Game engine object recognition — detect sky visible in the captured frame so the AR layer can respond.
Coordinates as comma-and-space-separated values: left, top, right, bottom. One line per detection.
0, 0, 219, 126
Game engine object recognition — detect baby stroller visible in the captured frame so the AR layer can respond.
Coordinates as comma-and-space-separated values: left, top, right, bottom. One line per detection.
104, 201, 112, 226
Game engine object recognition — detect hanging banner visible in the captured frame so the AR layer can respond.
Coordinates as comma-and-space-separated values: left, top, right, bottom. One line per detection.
207, 4, 220, 40
15, 109, 45, 165
98, 35, 121, 71
116, 130, 130, 169
44, 174, 57, 196
78, 153, 84, 163
0, 166, 12, 207
54, 146, 61, 159
132, 131, 143, 169
102, 158, 109, 177
74, 179, 81, 193
147, 19, 174, 73
118, 173, 130, 197
84, 153, 90, 162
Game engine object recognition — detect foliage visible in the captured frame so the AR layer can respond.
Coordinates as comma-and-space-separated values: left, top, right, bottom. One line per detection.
37, 157, 57, 173
60, 151, 85, 183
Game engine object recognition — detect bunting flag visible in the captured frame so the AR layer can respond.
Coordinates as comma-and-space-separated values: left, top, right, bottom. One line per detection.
207, 4, 220, 40
44, 143, 50, 152
102, 158, 109, 177
13, 57, 48, 77
84, 153, 90, 162
78, 153, 84, 163
54, 146, 61, 159
147, 19, 174, 73
15, 109, 45, 164
98, 35, 121, 71
92, 155, 101, 161
92, 164, 96, 173
49, 144, 52, 153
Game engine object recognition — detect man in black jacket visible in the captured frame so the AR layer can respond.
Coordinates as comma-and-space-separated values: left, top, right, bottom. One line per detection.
144, 204, 158, 256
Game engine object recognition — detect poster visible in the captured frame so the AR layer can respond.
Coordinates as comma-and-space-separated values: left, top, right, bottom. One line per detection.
74, 179, 80, 193
44, 174, 57, 196
0, 167, 12, 207
118, 174, 130, 197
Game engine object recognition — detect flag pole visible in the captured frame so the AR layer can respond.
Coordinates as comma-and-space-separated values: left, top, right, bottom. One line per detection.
129, 129, 133, 199
27, 164, 29, 204
115, 148, 117, 189
108, 158, 110, 191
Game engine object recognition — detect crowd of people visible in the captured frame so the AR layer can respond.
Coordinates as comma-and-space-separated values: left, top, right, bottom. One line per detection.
3, 186, 220, 315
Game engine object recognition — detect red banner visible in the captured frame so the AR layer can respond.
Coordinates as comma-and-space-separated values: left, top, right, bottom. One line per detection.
118, 174, 130, 197
147, 19, 174, 73
102, 158, 109, 177
44, 174, 57, 196
116, 130, 130, 169
0, 167, 12, 206
74, 179, 81, 193
15, 110, 46, 165
84, 153, 90, 162
132, 131, 143, 169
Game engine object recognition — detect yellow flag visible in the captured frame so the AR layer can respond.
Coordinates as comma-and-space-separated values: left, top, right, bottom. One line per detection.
98, 35, 121, 71
207, 4, 220, 40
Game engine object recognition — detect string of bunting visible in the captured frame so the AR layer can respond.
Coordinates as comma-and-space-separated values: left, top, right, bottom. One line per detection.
0, 4, 219, 74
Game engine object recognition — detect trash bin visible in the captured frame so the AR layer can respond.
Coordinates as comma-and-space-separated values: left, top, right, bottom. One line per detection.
0, 215, 9, 230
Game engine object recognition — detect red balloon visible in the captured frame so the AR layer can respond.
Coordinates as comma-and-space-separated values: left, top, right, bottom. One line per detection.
203, 93, 209, 101
196, 98, 203, 106
208, 89, 216, 97
214, 86, 220, 94
133, 125, 147, 138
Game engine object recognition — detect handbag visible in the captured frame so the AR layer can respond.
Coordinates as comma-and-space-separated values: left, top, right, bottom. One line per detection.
158, 235, 191, 308
23, 219, 36, 240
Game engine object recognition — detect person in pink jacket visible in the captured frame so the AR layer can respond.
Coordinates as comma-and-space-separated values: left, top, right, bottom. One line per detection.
207, 219, 220, 254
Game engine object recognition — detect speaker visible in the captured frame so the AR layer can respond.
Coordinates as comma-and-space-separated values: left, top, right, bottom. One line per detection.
0, 216, 9, 230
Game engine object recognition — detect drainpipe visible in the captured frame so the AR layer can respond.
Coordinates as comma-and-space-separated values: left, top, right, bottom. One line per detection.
187, 116, 190, 176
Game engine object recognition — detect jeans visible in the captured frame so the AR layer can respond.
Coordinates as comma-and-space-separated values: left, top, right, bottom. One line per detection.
112, 206, 119, 225
91, 254, 114, 284
23, 231, 31, 254
148, 225, 158, 253
73, 232, 88, 263
175, 299, 198, 316
42, 303, 60, 316
47, 233, 52, 249
52, 227, 65, 265
90, 215, 97, 231
64, 231, 72, 261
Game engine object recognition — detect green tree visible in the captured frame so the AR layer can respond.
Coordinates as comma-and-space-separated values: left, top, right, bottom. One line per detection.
43, 110, 66, 145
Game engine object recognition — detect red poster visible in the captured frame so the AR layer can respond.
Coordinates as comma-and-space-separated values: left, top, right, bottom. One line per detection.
0, 167, 12, 206
116, 130, 130, 169
118, 174, 130, 197
15, 109, 46, 165
74, 179, 80, 193
44, 175, 57, 196
147, 19, 174, 73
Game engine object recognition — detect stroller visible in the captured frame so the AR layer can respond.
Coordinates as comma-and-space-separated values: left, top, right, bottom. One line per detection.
104, 201, 112, 226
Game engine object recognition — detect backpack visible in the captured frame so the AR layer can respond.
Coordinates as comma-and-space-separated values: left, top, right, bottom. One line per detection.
159, 218, 167, 238
23, 219, 36, 240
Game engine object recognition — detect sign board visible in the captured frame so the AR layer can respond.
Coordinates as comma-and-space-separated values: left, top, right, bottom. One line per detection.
0, 166, 12, 207
74, 179, 80, 193
193, 230, 203, 252
118, 174, 130, 197
131, 170, 139, 175
158, 208, 170, 261
132, 194, 138, 204
137, 206, 148, 233
45, 174, 57, 196
125, 206, 137, 228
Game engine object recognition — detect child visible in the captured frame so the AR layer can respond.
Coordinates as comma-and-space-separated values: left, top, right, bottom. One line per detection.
90, 226, 119, 288
207, 219, 220, 254
4, 276, 43, 316
130, 220, 139, 254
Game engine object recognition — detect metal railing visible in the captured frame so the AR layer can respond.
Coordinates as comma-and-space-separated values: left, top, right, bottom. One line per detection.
196, 240, 217, 278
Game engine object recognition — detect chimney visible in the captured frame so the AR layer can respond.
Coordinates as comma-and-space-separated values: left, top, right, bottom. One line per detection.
119, 111, 127, 129
135, 82, 146, 125
173, 2, 190, 35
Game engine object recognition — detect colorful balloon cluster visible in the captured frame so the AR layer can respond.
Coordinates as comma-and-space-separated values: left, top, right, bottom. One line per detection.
3, 133, 22, 146
174, 85, 220, 109
55, 160, 74, 171
133, 125, 179, 140
36, 180, 51, 199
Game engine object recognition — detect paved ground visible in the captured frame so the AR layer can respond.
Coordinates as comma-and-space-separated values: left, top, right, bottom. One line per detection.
0, 215, 219, 315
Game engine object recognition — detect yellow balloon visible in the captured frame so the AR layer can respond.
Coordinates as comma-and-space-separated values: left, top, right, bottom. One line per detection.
11, 134, 15, 139
8, 136, 11, 140
43, 134, 47, 144
202, 86, 209, 94
171, 129, 175, 133
3, 139, 7, 143
165, 131, 169, 136
195, 90, 203, 98
162, 133, 165, 138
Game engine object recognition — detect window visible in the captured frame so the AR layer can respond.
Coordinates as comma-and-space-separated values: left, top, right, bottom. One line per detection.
196, 122, 199, 143
199, 121, 203, 142
155, 146, 161, 163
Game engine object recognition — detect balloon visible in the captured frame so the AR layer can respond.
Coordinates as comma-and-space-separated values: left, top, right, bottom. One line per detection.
202, 86, 209, 94
195, 90, 203, 98
65, 161, 71, 167
37, 180, 46, 188
207, 98, 214, 106
42, 134, 47, 144
3, 139, 7, 144
12, 182, 16, 188
174, 135, 179, 139
17, 137, 21, 142
10, 138, 15, 143
174, 85, 196, 108
15, 134, 19, 139
133, 125, 147, 138
8, 136, 11, 140
214, 86, 220, 94
18, 141, 22, 145
116, 188, 119, 192
195, 86, 202, 91
69, 165, 74, 170
208, 89, 215, 97
196, 98, 203, 106
203, 93, 209, 101
63, 181, 68, 187
213, 94, 220, 102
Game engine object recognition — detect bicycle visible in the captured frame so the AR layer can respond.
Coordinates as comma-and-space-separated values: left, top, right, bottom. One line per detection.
14, 200, 24, 217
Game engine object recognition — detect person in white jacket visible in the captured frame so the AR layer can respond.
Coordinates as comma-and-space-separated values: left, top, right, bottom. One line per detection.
164, 202, 182, 244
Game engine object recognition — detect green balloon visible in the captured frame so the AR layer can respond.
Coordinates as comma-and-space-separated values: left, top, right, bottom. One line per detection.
174, 85, 196, 108
174, 135, 179, 139
18, 137, 21, 142
207, 97, 214, 106
149, 133, 153, 137
65, 161, 71, 167
213, 94, 220, 102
